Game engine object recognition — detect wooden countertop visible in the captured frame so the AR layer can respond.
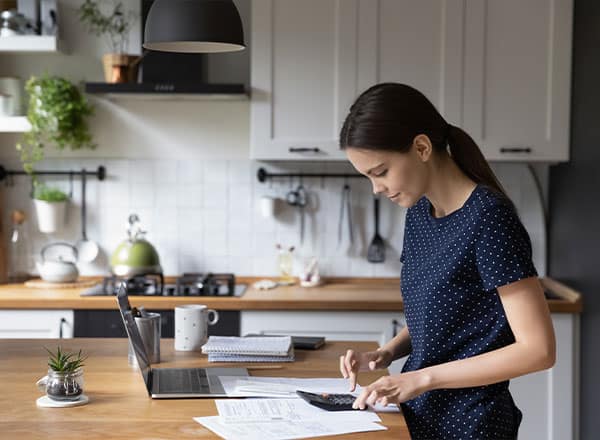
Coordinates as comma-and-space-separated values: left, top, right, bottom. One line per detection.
0, 276, 582, 313
0, 338, 410, 440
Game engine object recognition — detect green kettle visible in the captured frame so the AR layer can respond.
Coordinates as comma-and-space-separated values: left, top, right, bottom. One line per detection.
110, 214, 162, 277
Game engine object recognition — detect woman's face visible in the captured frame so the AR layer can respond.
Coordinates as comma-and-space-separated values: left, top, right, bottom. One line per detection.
345, 135, 432, 208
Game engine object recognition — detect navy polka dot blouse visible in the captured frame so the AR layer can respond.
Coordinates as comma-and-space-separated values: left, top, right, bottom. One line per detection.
399, 184, 538, 439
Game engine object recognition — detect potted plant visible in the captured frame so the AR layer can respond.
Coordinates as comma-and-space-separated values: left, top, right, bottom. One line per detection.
78, 0, 139, 83
16, 74, 95, 175
33, 183, 69, 233
37, 346, 86, 402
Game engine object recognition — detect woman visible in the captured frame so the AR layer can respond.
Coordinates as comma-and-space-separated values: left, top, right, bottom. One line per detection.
338, 83, 555, 439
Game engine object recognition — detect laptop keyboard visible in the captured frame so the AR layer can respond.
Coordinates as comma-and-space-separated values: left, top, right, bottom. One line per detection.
156, 368, 210, 394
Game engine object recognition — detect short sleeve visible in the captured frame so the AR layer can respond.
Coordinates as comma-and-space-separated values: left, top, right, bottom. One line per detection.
475, 202, 538, 291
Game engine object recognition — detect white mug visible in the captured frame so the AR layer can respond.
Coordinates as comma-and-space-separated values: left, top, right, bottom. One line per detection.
174, 305, 219, 351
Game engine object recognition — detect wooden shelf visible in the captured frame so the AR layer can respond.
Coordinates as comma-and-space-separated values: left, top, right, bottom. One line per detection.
0, 35, 59, 53
0, 116, 30, 132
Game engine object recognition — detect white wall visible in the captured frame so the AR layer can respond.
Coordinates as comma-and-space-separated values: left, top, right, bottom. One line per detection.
0, 0, 548, 278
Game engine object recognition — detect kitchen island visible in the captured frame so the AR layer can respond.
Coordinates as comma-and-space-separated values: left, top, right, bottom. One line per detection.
0, 277, 582, 440
0, 338, 409, 440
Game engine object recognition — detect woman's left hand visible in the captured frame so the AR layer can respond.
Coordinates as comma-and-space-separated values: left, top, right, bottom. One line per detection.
352, 370, 432, 409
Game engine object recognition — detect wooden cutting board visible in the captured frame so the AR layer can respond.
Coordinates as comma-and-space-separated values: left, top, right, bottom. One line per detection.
24, 279, 99, 289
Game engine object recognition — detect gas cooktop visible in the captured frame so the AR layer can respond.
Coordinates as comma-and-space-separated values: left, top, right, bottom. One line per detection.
80, 273, 246, 297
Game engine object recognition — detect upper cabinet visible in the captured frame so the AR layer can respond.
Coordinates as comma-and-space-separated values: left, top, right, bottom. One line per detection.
250, 0, 358, 160
462, 0, 573, 162
250, 0, 573, 162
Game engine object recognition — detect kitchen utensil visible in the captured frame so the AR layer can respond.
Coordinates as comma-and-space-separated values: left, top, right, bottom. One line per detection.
110, 214, 162, 277
36, 242, 79, 283
367, 195, 385, 263
286, 184, 308, 244
337, 183, 354, 246
75, 170, 99, 263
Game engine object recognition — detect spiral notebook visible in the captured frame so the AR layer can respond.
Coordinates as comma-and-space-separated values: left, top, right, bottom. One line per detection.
202, 336, 294, 362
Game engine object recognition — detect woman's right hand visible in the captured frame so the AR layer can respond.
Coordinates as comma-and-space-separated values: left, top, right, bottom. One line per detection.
339, 348, 393, 391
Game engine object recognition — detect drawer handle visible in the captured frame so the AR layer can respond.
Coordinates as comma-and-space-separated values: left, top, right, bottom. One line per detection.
289, 147, 321, 153
392, 319, 404, 337
59, 317, 67, 339
500, 146, 532, 154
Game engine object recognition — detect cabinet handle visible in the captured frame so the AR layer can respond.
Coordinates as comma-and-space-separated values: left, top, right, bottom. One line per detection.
288, 147, 321, 153
391, 319, 404, 338
59, 317, 67, 339
499, 146, 532, 154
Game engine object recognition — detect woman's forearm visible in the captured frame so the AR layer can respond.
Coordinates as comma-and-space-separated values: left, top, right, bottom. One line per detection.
420, 340, 555, 391
380, 325, 412, 361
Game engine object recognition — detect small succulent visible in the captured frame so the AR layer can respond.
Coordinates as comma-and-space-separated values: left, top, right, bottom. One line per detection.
45, 346, 87, 373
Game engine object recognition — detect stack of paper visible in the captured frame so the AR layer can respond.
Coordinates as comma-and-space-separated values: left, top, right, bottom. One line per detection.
194, 398, 388, 440
202, 336, 294, 363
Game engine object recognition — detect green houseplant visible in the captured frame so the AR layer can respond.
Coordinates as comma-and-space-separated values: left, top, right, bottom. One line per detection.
32, 183, 69, 233
17, 75, 95, 175
37, 346, 87, 401
78, 0, 139, 83
16, 75, 94, 233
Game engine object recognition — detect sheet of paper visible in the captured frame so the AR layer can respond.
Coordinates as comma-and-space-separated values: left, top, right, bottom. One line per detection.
214, 398, 381, 423
194, 416, 387, 440
219, 376, 356, 397
217, 376, 401, 412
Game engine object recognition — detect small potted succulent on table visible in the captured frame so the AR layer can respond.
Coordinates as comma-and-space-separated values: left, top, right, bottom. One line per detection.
37, 346, 87, 402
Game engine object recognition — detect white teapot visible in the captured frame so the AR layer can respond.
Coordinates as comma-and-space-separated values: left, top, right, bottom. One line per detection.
36, 242, 79, 283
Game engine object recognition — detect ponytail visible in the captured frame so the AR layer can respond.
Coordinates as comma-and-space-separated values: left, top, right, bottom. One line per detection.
446, 124, 516, 210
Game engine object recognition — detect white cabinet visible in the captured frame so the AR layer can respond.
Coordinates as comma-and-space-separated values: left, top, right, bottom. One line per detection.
250, 0, 358, 160
250, 0, 572, 163
510, 313, 579, 440
0, 310, 74, 338
241, 310, 408, 374
249, 0, 463, 161
462, 0, 573, 162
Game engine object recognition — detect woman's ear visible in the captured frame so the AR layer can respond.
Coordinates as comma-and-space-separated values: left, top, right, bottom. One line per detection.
412, 134, 433, 162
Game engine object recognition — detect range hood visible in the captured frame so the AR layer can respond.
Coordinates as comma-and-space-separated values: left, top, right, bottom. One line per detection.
85, 0, 247, 98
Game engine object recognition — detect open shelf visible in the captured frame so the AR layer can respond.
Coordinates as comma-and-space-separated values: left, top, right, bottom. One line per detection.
0, 117, 30, 132
84, 82, 248, 101
0, 35, 60, 53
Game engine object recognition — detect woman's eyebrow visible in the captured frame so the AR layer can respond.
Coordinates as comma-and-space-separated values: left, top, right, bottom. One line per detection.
366, 163, 385, 175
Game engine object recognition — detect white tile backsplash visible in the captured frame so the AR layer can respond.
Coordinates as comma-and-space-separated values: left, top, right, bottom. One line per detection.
0, 158, 547, 278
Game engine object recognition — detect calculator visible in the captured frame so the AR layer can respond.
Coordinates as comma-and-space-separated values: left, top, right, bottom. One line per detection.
296, 390, 364, 411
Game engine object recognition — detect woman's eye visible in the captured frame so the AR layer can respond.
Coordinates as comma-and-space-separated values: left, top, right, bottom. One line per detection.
375, 170, 387, 177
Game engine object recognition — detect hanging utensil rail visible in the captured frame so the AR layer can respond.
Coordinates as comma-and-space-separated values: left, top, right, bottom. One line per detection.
257, 167, 366, 183
0, 165, 106, 182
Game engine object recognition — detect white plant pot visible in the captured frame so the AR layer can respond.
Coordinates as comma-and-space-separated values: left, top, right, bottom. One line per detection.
34, 199, 67, 233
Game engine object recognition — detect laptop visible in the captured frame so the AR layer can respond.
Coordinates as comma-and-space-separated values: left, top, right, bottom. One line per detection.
116, 283, 248, 398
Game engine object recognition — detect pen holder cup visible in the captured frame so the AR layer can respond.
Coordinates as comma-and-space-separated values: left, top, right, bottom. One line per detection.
128, 312, 161, 366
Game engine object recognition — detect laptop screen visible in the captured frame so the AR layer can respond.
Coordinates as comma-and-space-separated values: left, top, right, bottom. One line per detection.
116, 283, 151, 386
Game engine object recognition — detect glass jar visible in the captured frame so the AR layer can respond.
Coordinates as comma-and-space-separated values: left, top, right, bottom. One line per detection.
276, 245, 295, 284
37, 368, 84, 401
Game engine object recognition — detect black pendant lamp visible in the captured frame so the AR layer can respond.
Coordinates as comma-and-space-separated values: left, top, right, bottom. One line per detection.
143, 0, 245, 53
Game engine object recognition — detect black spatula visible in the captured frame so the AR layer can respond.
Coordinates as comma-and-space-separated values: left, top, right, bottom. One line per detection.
367, 196, 385, 263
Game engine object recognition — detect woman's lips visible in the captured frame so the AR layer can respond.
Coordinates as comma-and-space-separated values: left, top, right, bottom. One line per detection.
388, 192, 401, 201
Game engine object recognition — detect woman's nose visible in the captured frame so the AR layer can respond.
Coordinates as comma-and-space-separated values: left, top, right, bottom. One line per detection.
372, 182, 386, 195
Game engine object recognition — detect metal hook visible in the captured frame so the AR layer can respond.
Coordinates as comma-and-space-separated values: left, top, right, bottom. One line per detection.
68, 171, 74, 198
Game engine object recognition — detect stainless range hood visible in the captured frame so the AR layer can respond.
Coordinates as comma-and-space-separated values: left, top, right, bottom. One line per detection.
85, 0, 248, 99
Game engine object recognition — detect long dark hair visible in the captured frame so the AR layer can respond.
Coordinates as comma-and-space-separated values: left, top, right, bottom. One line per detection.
340, 82, 511, 203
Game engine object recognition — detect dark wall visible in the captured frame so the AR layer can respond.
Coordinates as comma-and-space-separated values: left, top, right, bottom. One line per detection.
549, 0, 600, 438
